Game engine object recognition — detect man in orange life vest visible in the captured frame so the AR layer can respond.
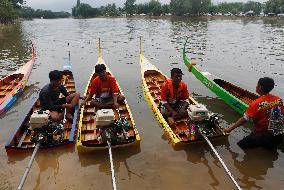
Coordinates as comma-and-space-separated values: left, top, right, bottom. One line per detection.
160, 68, 189, 125
224, 77, 284, 149
82, 64, 125, 109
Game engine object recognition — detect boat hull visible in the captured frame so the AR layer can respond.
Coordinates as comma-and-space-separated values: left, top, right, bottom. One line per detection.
140, 54, 227, 147
0, 47, 36, 115
76, 51, 140, 153
5, 70, 79, 154
183, 41, 258, 115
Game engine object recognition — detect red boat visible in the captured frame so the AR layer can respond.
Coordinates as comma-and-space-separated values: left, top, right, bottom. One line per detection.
0, 45, 36, 115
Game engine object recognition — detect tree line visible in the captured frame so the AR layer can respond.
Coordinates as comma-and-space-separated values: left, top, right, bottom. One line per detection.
1, 0, 284, 24
0, 0, 70, 24
73, 0, 284, 18
19, 7, 70, 19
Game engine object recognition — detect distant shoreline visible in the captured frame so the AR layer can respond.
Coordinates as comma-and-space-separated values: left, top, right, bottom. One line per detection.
61, 15, 284, 21
2, 15, 283, 23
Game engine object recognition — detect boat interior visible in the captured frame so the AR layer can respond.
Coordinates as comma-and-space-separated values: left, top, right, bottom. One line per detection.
0, 74, 24, 100
144, 70, 224, 143
7, 70, 76, 149
213, 79, 259, 105
80, 72, 137, 147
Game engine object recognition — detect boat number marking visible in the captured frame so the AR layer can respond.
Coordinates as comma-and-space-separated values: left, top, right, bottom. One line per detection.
203, 79, 214, 89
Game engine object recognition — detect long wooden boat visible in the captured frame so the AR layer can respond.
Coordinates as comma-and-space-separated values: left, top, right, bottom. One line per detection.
0, 46, 36, 115
5, 66, 79, 154
139, 38, 227, 147
76, 39, 140, 152
183, 39, 259, 115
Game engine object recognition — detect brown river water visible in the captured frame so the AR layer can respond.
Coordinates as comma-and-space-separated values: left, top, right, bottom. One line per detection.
0, 17, 284, 190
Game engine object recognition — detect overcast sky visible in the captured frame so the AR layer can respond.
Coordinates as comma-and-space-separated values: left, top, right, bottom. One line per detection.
26, 0, 266, 12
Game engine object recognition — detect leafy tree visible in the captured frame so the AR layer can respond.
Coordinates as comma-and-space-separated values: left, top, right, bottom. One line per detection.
162, 4, 170, 15
72, 3, 97, 18
104, 3, 119, 16
124, 0, 136, 15
136, 3, 148, 14
199, 0, 212, 14
19, 6, 34, 19
191, 0, 202, 15
216, 2, 233, 14
243, 1, 262, 14
148, 0, 162, 16
0, 0, 17, 23
11, 0, 23, 8
264, 0, 284, 14
170, 0, 191, 16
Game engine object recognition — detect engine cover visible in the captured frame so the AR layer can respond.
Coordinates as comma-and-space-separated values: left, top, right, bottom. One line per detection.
30, 110, 50, 129
96, 109, 115, 126
188, 104, 209, 121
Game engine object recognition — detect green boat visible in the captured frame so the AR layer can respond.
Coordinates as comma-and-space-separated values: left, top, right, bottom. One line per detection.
182, 39, 259, 115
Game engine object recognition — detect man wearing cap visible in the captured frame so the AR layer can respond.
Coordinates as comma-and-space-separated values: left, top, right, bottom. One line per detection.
39, 70, 80, 122
160, 68, 189, 125
82, 64, 125, 109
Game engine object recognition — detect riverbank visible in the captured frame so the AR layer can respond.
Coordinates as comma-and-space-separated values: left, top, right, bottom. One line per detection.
70, 14, 284, 21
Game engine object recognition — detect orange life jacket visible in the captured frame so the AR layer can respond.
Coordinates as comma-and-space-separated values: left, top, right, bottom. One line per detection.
161, 79, 189, 104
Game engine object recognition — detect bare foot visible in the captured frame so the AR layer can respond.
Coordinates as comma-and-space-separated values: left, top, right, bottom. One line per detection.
167, 117, 175, 126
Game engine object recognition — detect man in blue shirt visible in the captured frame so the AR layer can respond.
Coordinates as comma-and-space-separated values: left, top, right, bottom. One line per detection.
39, 70, 80, 121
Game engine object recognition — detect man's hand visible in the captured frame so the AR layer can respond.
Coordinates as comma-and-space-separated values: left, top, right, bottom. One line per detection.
113, 102, 120, 109
172, 111, 179, 119
81, 99, 85, 106
223, 127, 232, 134
62, 104, 72, 109
223, 117, 247, 134
81, 95, 90, 106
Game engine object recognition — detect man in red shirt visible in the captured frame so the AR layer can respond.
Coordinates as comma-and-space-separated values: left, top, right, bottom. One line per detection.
223, 77, 284, 149
160, 68, 189, 125
82, 64, 124, 109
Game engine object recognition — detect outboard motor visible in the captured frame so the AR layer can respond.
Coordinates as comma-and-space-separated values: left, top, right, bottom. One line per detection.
200, 114, 220, 137
207, 114, 220, 128
30, 110, 64, 145
96, 109, 131, 144
188, 104, 209, 121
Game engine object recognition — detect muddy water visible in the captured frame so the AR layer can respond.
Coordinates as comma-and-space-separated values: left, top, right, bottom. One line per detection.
0, 17, 284, 190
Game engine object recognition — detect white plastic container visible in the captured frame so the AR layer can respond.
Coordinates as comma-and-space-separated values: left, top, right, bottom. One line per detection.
188, 104, 209, 121
96, 109, 115, 126
30, 110, 50, 129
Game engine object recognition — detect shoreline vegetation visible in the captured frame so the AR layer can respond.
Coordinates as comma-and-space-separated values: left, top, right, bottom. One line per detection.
72, 0, 284, 19
1, 0, 284, 24
0, 0, 70, 24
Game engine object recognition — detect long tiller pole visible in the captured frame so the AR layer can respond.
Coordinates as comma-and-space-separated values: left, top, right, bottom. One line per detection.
98, 38, 102, 58
140, 36, 142, 55
107, 140, 117, 190
68, 42, 71, 65
17, 143, 40, 190
199, 132, 242, 190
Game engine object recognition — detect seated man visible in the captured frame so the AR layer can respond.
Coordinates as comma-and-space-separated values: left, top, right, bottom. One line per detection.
39, 70, 80, 122
160, 68, 189, 125
82, 64, 124, 109
223, 77, 284, 149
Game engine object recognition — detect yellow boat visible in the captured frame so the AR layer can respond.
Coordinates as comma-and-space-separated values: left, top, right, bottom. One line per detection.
77, 39, 140, 152
139, 37, 227, 147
